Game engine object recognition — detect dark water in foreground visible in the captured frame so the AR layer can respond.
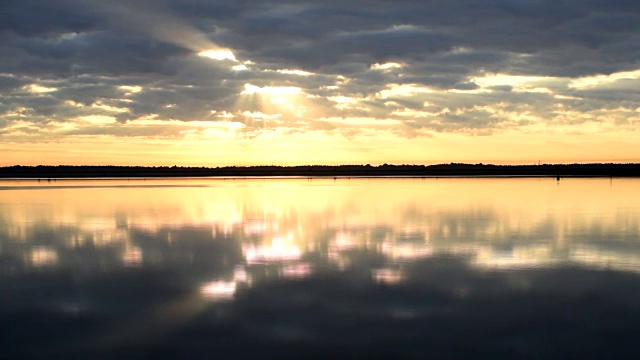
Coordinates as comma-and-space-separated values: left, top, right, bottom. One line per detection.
2, 178, 640, 359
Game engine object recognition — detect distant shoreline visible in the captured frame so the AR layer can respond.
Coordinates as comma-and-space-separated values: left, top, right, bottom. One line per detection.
2, 163, 640, 179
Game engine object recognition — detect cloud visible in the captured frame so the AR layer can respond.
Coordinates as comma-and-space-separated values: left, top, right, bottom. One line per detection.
2, 0, 640, 164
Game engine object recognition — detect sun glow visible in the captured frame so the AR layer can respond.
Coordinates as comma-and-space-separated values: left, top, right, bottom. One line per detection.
235, 83, 311, 120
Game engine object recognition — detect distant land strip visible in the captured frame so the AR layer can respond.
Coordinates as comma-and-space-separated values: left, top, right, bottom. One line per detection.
2, 163, 640, 178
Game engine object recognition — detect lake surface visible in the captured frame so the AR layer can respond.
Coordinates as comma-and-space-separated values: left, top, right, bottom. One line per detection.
2, 177, 640, 359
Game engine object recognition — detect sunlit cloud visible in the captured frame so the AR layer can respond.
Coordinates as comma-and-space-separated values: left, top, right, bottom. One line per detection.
328, 96, 360, 105
473, 74, 558, 89
370, 62, 403, 70
568, 69, 640, 89
119, 85, 142, 95
276, 69, 314, 76
391, 109, 439, 118
211, 111, 235, 118
24, 84, 58, 93
198, 49, 237, 61
241, 111, 282, 120
240, 84, 302, 96
91, 102, 129, 113
378, 84, 434, 98
74, 115, 118, 125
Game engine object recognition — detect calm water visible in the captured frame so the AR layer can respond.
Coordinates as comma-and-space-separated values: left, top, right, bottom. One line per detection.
2, 177, 640, 358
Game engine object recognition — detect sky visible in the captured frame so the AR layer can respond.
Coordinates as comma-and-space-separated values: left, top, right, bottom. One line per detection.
1, 0, 640, 166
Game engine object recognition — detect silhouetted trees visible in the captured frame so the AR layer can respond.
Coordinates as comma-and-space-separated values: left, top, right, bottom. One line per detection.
1, 163, 640, 178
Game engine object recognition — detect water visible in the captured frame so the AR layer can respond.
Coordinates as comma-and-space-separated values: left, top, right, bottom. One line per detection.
2, 177, 640, 358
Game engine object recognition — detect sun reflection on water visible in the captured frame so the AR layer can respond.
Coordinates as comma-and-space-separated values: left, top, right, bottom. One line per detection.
200, 280, 237, 301
30, 246, 58, 267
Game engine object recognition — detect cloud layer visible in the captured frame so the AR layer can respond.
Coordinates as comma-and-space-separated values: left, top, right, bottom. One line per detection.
2, 0, 640, 164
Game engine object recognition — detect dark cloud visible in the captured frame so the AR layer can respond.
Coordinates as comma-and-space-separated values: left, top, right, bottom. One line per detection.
0, 75, 25, 91
0, 0, 99, 37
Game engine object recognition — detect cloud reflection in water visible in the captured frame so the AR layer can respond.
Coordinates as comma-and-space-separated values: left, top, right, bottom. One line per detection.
1, 177, 640, 358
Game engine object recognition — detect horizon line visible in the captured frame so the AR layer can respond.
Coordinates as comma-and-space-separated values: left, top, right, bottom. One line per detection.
3, 162, 640, 168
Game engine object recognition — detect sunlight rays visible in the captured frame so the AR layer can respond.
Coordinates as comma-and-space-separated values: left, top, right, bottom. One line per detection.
234, 83, 313, 133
